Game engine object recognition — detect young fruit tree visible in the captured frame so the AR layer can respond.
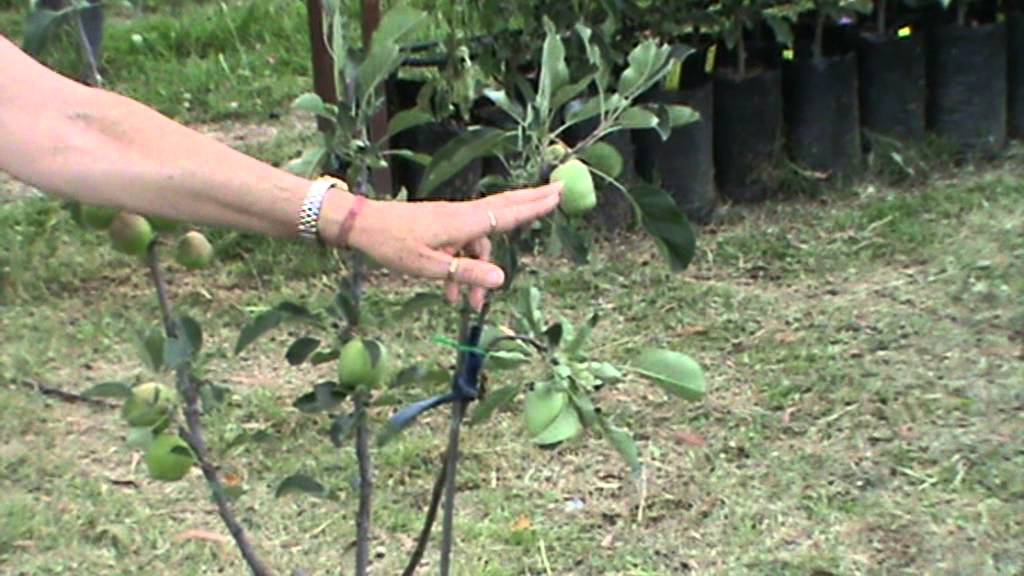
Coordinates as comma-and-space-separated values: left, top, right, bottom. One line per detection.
78, 6, 711, 576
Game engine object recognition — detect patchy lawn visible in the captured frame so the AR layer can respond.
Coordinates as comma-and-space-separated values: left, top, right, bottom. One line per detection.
1, 129, 1021, 574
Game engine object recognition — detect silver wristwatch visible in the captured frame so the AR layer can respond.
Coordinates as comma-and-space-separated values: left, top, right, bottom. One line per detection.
297, 176, 344, 243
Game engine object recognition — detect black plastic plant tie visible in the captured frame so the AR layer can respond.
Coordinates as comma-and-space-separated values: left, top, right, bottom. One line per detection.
383, 323, 485, 436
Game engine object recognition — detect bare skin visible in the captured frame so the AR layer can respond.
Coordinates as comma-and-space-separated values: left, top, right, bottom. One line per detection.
0, 34, 562, 309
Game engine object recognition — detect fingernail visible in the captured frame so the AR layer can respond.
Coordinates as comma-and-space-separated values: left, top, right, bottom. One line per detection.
487, 269, 504, 287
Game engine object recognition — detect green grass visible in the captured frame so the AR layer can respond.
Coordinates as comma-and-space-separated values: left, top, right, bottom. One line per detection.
2, 149, 1022, 574
2, 2, 1023, 573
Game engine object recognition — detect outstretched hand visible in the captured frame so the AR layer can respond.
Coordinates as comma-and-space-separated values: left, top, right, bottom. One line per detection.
342, 182, 563, 310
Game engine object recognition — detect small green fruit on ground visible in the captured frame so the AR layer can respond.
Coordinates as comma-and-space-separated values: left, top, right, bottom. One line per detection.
524, 383, 567, 437
550, 158, 596, 216
108, 212, 154, 256
338, 338, 373, 388
145, 434, 194, 481
81, 205, 119, 230
121, 382, 177, 427
175, 231, 214, 270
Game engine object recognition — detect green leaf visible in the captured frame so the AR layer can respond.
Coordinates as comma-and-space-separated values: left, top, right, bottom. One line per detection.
569, 389, 599, 428
82, 381, 132, 400
370, 5, 428, 47
537, 16, 570, 117
631, 349, 706, 401
136, 328, 165, 373
357, 7, 428, 104
286, 337, 321, 366
565, 96, 604, 126
234, 309, 283, 356
589, 361, 624, 385
579, 142, 623, 179
484, 350, 531, 370
626, 184, 696, 271
293, 382, 349, 414
329, 412, 358, 447
603, 424, 641, 475
275, 474, 336, 500
418, 127, 511, 198
396, 292, 444, 320
276, 302, 314, 317
387, 149, 432, 166
617, 40, 671, 97
386, 109, 433, 140
617, 107, 660, 130
532, 405, 583, 446
516, 285, 544, 336
764, 14, 795, 48
468, 385, 519, 426
552, 74, 597, 117
483, 88, 525, 124
564, 313, 599, 357
164, 316, 201, 370
284, 147, 327, 178
334, 288, 359, 327
126, 427, 154, 451
178, 316, 203, 354
292, 92, 328, 116
666, 104, 699, 128
544, 323, 564, 350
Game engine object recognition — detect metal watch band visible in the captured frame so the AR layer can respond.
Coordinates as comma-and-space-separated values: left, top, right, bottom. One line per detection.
297, 176, 344, 243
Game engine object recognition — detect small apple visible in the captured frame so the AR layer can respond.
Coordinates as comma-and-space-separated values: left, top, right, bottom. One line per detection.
108, 212, 154, 256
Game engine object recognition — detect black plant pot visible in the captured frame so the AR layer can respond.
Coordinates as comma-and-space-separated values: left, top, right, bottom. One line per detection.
926, 21, 1007, 154
399, 123, 483, 201
783, 51, 863, 179
634, 83, 717, 225
1009, 12, 1024, 139
858, 31, 927, 142
712, 67, 784, 203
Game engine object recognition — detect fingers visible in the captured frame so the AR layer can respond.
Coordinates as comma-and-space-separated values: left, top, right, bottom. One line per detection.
442, 246, 460, 306
418, 246, 505, 291
442, 183, 563, 244
464, 237, 491, 311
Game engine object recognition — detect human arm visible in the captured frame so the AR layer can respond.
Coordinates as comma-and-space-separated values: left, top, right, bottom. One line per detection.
0, 34, 561, 298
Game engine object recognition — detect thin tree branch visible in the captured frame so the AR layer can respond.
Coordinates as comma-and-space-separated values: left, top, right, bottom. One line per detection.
401, 454, 448, 576
146, 243, 275, 576
17, 379, 116, 408
439, 399, 467, 576
354, 395, 372, 576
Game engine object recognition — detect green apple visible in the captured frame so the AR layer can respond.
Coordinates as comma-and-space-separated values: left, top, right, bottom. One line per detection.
81, 205, 119, 230
145, 434, 194, 481
544, 142, 570, 165
121, 382, 177, 428
108, 212, 154, 256
550, 158, 596, 216
338, 338, 373, 388
175, 231, 214, 270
